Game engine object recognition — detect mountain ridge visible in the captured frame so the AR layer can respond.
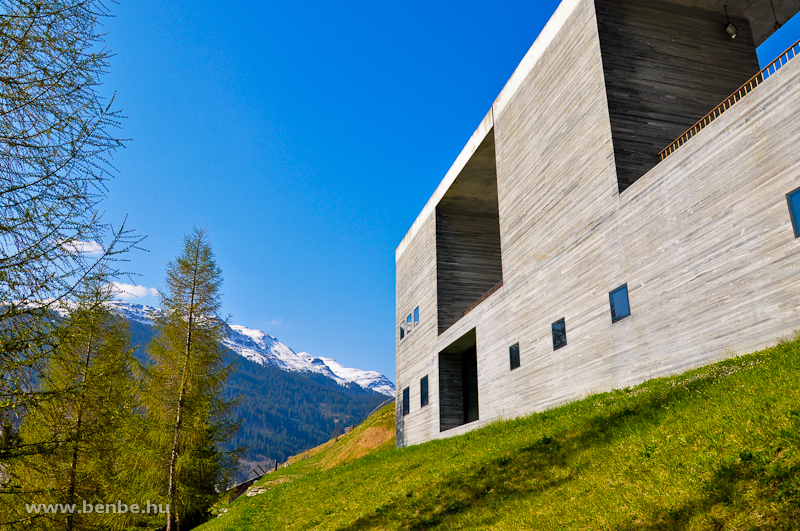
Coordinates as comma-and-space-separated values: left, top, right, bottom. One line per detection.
109, 301, 394, 396
117, 301, 393, 476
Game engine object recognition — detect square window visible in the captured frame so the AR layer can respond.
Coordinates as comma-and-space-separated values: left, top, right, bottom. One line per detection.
552, 318, 567, 351
609, 284, 631, 323
787, 187, 800, 238
402, 387, 410, 416
414, 306, 419, 326
509, 343, 520, 370
420, 375, 429, 407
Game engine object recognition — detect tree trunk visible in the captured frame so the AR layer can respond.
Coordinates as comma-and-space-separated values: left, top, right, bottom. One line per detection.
165, 242, 201, 531
66, 316, 96, 531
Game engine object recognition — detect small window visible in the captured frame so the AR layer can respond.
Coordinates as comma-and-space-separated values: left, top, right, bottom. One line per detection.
414, 306, 419, 326
787, 187, 800, 237
552, 318, 567, 351
509, 343, 520, 370
420, 375, 429, 407
609, 284, 631, 323
400, 325, 405, 340
402, 387, 410, 416
406, 313, 412, 329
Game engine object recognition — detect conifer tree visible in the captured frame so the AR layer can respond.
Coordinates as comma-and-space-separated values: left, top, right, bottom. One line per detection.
5, 279, 138, 531
141, 227, 238, 531
0, 0, 140, 470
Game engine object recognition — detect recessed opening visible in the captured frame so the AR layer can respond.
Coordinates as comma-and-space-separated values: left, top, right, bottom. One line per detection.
402, 387, 410, 416
509, 343, 520, 370
420, 375, 429, 407
436, 129, 503, 334
552, 318, 567, 351
439, 328, 479, 431
787, 186, 800, 237
609, 284, 632, 323
595, 0, 761, 192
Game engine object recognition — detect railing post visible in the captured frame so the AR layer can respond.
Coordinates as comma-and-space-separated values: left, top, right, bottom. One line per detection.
657, 38, 800, 162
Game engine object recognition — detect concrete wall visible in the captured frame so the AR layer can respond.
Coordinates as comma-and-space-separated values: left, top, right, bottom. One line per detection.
395, 0, 800, 448
395, 184, 439, 445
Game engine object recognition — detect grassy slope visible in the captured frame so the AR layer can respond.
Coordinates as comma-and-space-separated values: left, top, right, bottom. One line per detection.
203, 339, 800, 530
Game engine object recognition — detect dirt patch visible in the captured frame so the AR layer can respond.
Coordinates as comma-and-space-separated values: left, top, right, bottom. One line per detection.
320, 425, 394, 470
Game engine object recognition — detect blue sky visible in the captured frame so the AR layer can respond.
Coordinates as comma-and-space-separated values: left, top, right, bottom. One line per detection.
97, 1, 800, 382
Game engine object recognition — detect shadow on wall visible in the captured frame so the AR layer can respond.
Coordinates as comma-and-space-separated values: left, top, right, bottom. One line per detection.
439, 328, 479, 432
396, 406, 405, 448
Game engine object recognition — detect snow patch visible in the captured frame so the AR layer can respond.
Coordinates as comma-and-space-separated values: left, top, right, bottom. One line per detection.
108, 302, 395, 396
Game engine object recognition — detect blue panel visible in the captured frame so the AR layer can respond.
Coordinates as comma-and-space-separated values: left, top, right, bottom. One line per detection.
609, 284, 631, 323
787, 187, 800, 238
414, 306, 419, 324
552, 318, 567, 350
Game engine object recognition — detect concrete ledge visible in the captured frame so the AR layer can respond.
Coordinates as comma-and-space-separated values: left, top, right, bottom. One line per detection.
396, 0, 582, 262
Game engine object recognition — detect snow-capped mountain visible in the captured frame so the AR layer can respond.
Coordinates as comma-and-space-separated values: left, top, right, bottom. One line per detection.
224, 325, 394, 396
109, 301, 159, 326
109, 302, 395, 397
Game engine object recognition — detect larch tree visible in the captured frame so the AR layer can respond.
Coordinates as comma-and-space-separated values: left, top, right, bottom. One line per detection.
141, 227, 239, 531
0, 0, 140, 472
6, 278, 138, 531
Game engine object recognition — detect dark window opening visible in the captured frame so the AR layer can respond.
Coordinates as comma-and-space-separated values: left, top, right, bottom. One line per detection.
552, 318, 567, 351
609, 284, 631, 323
436, 129, 503, 334
439, 328, 479, 431
399, 326, 404, 340
787, 187, 800, 237
402, 387, 410, 416
420, 375, 429, 407
594, 0, 761, 192
509, 343, 520, 370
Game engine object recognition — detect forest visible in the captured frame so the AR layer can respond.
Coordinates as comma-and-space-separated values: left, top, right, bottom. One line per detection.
129, 319, 388, 480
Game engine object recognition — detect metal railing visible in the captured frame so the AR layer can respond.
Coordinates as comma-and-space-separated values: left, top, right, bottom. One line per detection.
462, 280, 503, 317
659, 38, 800, 161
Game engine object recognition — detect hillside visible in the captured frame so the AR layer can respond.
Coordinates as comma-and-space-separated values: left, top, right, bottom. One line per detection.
201, 337, 800, 530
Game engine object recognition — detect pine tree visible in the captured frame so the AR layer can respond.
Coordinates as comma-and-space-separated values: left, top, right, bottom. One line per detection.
141, 227, 239, 531
5, 279, 138, 531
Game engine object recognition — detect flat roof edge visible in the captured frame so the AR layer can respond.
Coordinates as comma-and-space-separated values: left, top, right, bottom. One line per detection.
395, 0, 582, 262
492, 0, 582, 117
395, 108, 494, 262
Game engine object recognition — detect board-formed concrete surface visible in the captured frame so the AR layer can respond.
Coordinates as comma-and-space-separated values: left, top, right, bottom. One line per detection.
395, 0, 800, 448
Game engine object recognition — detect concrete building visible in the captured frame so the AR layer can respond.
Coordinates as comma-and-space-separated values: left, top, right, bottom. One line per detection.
395, 0, 800, 448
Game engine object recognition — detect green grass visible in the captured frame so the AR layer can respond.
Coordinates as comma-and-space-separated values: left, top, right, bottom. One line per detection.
201, 338, 800, 530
